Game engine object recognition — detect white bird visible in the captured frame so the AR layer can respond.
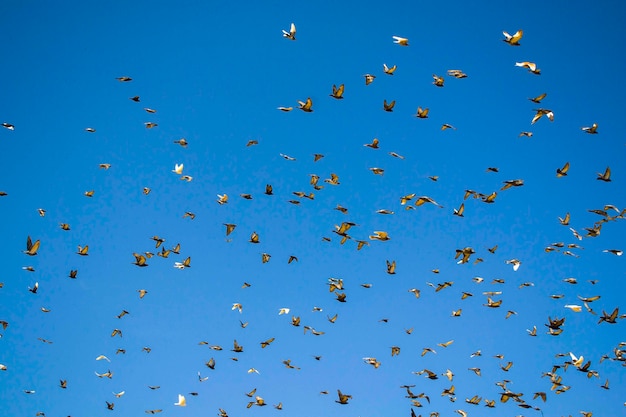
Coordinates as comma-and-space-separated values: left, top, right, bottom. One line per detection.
505, 259, 521, 271
279, 308, 290, 315
198, 371, 209, 382
172, 163, 184, 175
282, 23, 296, 40
232, 303, 243, 313
392, 35, 409, 46
174, 394, 187, 406
569, 352, 584, 368
95, 355, 111, 362
113, 391, 125, 398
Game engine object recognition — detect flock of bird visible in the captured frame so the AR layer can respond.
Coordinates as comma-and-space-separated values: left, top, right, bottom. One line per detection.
1, 19, 624, 417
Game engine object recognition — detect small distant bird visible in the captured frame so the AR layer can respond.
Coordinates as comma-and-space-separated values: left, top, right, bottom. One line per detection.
174, 394, 186, 406
277, 106, 293, 112
364, 74, 376, 85
597, 167, 611, 182
383, 99, 395, 112
130, 96, 140, 102
282, 23, 296, 40
24, 236, 41, 256
174, 138, 188, 147
172, 163, 184, 175
581, 123, 598, 134
330, 84, 344, 99
528, 93, 547, 103
531, 108, 554, 124
392, 35, 409, 46
297, 97, 313, 112
556, 162, 570, 177
447, 69, 468, 78
144, 122, 158, 128
2, 122, 15, 130
116, 76, 132, 82
383, 63, 397, 75
415, 107, 429, 118
453, 203, 465, 217
515, 61, 540, 75
433, 74, 444, 87
502, 29, 523, 45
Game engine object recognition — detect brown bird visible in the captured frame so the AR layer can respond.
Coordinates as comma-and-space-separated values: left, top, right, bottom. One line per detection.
336, 389, 352, 404
383, 99, 396, 112
528, 93, 547, 103
330, 84, 344, 99
596, 167, 611, 182
297, 97, 313, 112
24, 236, 41, 256
415, 107, 429, 118
556, 162, 570, 177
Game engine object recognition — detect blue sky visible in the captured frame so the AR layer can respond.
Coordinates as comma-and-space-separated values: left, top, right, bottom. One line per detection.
1, 1, 625, 416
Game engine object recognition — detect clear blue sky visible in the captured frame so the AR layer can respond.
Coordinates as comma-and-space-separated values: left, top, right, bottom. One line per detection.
1, 1, 625, 416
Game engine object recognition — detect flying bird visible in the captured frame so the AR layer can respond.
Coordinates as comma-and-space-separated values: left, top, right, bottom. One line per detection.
392, 35, 409, 46
282, 23, 296, 40
502, 29, 523, 45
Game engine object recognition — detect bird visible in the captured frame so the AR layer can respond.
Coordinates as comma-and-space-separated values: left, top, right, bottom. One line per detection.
529, 93, 547, 103
282, 22, 296, 40
172, 163, 184, 175
383, 99, 395, 112
297, 97, 313, 112
515, 61, 541, 74
383, 63, 397, 75
364, 138, 380, 149
174, 394, 186, 406
415, 107, 429, 118
597, 166, 611, 182
447, 69, 468, 78
24, 236, 41, 256
76, 245, 89, 256
581, 123, 598, 134
330, 84, 344, 99
369, 231, 390, 241
386, 260, 396, 274
392, 35, 409, 46
433, 74, 444, 87
364, 74, 376, 85
453, 203, 465, 217
174, 138, 188, 147
260, 337, 275, 348
531, 108, 554, 124
144, 122, 158, 128
2, 122, 15, 130
217, 194, 229, 204
336, 389, 352, 404
556, 162, 570, 177
133, 253, 148, 267
502, 29, 523, 45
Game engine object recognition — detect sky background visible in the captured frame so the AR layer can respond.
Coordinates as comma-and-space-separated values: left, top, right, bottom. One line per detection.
1, 1, 625, 416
